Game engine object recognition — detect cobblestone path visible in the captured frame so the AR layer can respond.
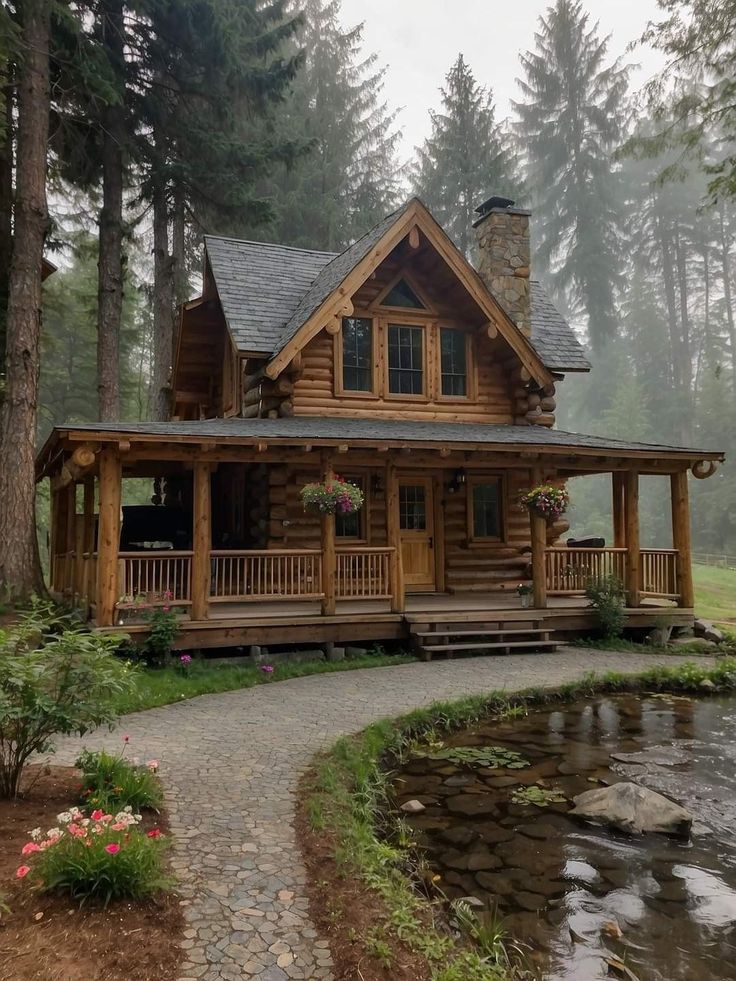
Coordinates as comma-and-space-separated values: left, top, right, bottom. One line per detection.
55, 648, 707, 980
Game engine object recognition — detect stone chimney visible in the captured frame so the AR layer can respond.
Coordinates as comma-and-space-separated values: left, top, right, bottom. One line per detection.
473, 196, 531, 337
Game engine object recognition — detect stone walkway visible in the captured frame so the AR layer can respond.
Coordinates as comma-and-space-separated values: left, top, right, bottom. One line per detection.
55, 648, 709, 981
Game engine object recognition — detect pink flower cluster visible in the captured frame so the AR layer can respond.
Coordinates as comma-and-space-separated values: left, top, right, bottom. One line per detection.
300, 476, 365, 515
521, 484, 570, 520
16, 805, 160, 879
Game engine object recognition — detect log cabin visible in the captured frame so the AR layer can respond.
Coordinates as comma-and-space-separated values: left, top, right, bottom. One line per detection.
37, 196, 724, 655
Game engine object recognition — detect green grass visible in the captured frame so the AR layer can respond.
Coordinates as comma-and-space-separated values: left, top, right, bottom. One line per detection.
111, 653, 414, 715
303, 659, 736, 980
693, 564, 736, 625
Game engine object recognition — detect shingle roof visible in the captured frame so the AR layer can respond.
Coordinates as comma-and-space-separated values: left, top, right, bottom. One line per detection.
204, 236, 334, 352
530, 281, 591, 372
204, 208, 590, 372
55, 417, 722, 460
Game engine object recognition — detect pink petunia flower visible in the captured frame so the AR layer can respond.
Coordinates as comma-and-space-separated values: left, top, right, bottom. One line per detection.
260, 664, 274, 674
91, 809, 105, 822
21, 842, 41, 856
16, 865, 31, 878
105, 843, 121, 855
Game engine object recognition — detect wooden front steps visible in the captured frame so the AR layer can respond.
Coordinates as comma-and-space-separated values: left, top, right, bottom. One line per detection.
405, 612, 559, 661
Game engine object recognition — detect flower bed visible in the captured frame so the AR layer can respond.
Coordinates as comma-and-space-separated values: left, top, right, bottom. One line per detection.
0, 766, 182, 980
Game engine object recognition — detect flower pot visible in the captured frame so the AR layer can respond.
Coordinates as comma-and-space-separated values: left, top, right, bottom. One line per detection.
520, 593, 531, 609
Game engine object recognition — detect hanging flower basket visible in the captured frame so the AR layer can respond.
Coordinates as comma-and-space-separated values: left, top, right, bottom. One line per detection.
520, 484, 569, 522
301, 476, 365, 516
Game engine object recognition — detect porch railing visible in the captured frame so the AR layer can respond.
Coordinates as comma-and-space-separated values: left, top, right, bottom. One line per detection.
641, 548, 679, 600
545, 547, 627, 595
118, 551, 193, 605
336, 547, 393, 599
210, 549, 323, 601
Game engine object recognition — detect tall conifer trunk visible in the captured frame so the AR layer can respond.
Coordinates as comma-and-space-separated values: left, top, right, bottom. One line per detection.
97, 0, 124, 421
0, 68, 14, 381
152, 177, 173, 421
719, 205, 736, 390
0, 0, 49, 598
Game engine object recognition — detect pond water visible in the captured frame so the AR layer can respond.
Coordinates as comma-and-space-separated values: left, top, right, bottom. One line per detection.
391, 694, 736, 980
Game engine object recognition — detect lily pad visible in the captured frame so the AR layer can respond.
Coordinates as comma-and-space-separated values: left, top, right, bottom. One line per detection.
425, 745, 531, 769
511, 784, 567, 807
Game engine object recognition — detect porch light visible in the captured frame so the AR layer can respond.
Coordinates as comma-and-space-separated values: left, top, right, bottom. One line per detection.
448, 468, 467, 494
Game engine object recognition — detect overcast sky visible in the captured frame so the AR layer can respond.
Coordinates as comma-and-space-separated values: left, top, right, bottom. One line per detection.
338, 0, 666, 163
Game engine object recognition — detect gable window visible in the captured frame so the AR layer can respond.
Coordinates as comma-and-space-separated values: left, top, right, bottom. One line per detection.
469, 476, 504, 542
388, 324, 424, 396
335, 475, 366, 540
382, 278, 426, 309
342, 317, 373, 392
440, 328, 467, 397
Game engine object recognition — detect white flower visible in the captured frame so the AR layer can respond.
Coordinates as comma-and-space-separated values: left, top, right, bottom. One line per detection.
47, 827, 62, 840
56, 811, 72, 824
29, 827, 42, 841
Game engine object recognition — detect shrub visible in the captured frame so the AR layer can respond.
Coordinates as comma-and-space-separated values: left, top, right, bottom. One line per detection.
76, 745, 163, 812
18, 806, 169, 905
585, 574, 626, 638
143, 604, 181, 665
0, 606, 136, 798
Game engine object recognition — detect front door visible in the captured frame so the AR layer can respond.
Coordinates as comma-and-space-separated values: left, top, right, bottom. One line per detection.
398, 476, 435, 591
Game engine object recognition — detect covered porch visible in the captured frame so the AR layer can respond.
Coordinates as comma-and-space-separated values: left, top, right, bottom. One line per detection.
36, 417, 723, 644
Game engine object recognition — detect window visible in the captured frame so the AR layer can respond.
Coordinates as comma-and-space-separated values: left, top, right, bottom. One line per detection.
399, 484, 427, 530
382, 278, 426, 309
388, 324, 424, 395
440, 328, 467, 397
336, 476, 366, 540
470, 478, 503, 541
341, 317, 373, 392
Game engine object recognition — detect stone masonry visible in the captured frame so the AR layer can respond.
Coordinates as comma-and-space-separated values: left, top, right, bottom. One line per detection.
474, 204, 532, 337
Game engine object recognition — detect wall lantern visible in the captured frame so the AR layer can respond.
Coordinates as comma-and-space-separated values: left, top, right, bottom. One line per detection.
447, 468, 467, 494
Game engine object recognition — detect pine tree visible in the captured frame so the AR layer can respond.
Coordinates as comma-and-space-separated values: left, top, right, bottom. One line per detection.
0, 0, 50, 598
412, 54, 521, 257
263, 0, 402, 251
514, 0, 630, 350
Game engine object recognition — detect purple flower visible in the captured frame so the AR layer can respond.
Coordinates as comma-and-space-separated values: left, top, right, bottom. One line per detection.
180, 654, 192, 665
260, 664, 274, 674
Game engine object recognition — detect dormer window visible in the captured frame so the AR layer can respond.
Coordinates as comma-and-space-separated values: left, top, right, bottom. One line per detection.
341, 317, 373, 392
381, 278, 426, 310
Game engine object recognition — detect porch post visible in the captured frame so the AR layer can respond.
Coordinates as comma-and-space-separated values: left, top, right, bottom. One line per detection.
385, 461, 405, 613
612, 471, 626, 548
97, 446, 122, 627
191, 461, 211, 621
321, 454, 336, 616
82, 476, 96, 607
530, 467, 547, 609
624, 470, 640, 607
670, 470, 694, 609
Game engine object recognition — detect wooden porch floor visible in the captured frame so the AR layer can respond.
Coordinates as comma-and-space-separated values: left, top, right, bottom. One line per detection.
102, 592, 692, 650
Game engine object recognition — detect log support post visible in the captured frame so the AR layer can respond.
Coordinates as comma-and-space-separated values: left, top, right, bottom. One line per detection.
82, 476, 96, 609
624, 471, 640, 607
97, 446, 122, 627
321, 454, 336, 616
670, 470, 694, 609
191, 461, 212, 621
530, 468, 547, 609
385, 461, 405, 613
612, 471, 626, 548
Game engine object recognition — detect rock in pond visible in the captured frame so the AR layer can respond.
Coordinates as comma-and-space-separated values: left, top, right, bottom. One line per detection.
400, 799, 426, 814
569, 782, 692, 837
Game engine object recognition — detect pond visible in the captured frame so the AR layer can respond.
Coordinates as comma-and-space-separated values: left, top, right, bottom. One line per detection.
391, 693, 736, 980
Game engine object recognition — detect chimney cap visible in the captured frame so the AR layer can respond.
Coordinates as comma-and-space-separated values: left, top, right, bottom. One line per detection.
475, 195, 516, 215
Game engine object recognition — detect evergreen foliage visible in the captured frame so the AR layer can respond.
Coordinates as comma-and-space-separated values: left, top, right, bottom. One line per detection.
413, 54, 521, 256
262, 0, 402, 251
514, 0, 630, 349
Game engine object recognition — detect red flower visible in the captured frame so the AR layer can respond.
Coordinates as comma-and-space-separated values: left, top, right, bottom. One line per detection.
105, 843, 120, 855
147, 828, 161, 838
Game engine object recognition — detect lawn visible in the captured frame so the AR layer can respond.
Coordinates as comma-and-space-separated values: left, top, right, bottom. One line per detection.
693, 563, 736, 625
111, 653, 414, 715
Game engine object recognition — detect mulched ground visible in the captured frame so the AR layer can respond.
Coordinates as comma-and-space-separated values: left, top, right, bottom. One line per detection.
295, 770, 431, 981
0, 766, 184, 981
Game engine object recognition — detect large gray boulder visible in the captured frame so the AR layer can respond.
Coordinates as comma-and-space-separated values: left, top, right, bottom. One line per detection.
569, 782, 692, 837
694, 618, 724, 644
